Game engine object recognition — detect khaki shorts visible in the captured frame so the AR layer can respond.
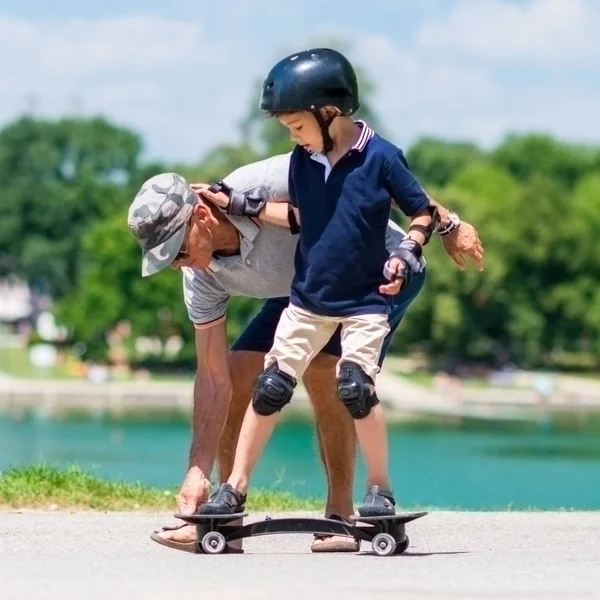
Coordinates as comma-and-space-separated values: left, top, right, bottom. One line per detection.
264, 303, 390, 381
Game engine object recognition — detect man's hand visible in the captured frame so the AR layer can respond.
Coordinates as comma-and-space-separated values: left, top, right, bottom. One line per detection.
440, 221, 484, 271
176, 466, 211, 516
380, 257, 405, 295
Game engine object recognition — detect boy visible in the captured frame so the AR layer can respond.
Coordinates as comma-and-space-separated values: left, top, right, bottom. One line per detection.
196, 48, 439, 517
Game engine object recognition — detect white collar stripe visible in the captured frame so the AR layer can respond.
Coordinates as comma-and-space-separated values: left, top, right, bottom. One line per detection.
351, 120, 374, 152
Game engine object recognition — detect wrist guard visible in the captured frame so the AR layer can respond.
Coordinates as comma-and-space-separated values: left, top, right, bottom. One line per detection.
208, 181, 267, 218
407, 204, 441, 245
383, 237, 423, 286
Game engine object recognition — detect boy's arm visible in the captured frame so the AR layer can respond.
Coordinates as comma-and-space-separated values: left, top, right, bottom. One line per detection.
380, 152, 439, 291
193, 183, 300, 232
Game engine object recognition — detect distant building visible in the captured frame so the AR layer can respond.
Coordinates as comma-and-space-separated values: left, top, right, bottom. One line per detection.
0, 276, 33, 327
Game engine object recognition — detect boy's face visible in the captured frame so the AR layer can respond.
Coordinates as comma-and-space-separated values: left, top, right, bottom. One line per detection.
277, 112, 323, 153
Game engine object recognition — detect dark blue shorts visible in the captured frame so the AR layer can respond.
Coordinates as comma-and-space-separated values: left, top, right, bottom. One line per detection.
231, 269, 426, 367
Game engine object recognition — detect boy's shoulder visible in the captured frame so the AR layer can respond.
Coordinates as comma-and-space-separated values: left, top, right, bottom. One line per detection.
366, 132, 407, 163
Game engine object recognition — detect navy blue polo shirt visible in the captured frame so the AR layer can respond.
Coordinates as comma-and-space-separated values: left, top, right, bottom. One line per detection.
288, 121, 430, 317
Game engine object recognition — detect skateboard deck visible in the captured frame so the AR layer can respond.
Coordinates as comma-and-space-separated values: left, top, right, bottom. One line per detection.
350, 511, 427, 525
175, 512, 248, 523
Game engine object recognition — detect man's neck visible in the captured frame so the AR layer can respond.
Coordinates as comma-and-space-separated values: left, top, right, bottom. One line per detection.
211, 212, 240, 257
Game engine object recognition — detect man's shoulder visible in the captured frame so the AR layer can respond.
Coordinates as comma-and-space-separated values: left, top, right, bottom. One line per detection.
181, 267, 230, 327
222, 153, 292, 200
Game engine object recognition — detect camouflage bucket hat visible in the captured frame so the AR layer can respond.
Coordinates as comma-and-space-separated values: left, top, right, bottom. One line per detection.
127, 173, 196, 277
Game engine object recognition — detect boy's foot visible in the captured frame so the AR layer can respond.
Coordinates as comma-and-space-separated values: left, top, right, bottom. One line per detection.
194, 483, 246, 515
357, 485, 396, 517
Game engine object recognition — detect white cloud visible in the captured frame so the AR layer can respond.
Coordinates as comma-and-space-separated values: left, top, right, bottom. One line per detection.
352, 34, 499, 146
417, 0, 600, 67
0, 14, 262, 162
0, 3, 598, 166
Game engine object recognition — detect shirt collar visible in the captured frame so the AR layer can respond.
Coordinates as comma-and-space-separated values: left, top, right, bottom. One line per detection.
206, 214, 260, 273
350, 120, 375, 151
308, 119, 375, 165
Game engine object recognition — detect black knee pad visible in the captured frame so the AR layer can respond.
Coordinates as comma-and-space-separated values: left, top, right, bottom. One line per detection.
252, 362, 297, 416
336, 360, 379, 419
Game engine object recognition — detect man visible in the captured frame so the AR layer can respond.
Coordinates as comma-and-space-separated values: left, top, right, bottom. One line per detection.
127, 151, 483, 554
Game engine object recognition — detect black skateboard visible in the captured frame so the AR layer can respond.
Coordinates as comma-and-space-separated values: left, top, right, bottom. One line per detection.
175, 510, 427, 556
350, 512, 428, 556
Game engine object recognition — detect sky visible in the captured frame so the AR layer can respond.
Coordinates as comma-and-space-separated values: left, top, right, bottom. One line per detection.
1, 0, 599, 163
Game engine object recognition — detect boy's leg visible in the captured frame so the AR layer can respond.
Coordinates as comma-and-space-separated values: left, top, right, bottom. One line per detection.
338, 313, 396, 516
199, 304, 337, 512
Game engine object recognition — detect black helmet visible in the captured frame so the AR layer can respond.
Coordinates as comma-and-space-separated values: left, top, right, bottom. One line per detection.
259, 48, 360, 116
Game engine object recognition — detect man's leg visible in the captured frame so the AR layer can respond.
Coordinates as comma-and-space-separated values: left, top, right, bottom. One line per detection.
217, 350, 265, 483
303, 350, 360, 552
303, 352, 356, 519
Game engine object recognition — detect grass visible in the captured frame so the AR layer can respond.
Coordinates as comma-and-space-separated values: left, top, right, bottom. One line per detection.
0, 346, 74, 379
396, 370, 493, 388
0, 346, 195, 383
0, 464, 325, 512
0, 464, 593, 513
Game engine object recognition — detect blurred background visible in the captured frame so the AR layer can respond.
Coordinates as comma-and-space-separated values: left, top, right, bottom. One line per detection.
1, 0, 600, 509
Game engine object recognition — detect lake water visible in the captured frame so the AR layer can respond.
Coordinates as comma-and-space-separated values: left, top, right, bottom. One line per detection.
1, 415, 599, 510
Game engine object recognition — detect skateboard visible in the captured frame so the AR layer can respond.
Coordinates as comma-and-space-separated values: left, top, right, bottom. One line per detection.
350, 512, 428, 556
175, 510, 427, 556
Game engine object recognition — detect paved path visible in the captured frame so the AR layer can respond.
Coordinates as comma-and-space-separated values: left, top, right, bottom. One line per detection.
1, 510, 599, 599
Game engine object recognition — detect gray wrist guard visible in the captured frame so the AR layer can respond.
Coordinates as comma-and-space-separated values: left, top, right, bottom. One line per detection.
383, 238, 423, 287
208, 181, 267, 218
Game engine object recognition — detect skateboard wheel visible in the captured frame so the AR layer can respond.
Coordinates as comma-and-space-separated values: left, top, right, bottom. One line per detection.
394, 536, 409, 554
201, 531, 227, 554
371, 533, 396, 556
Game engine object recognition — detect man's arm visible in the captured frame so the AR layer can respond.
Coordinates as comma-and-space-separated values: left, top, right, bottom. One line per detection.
177, 321, 232, 515
381, 151, 485, 272
423, 191, 485, 271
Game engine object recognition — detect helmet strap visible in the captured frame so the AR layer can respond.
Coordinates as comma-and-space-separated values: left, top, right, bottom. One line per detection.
312, 110, 337, 154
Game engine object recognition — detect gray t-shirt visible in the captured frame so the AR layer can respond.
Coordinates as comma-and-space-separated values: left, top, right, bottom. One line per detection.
182, 152, 423, 328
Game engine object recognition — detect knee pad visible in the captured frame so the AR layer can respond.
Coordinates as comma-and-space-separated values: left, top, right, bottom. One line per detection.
252, 362, 297, 416
336, 361, 379, 419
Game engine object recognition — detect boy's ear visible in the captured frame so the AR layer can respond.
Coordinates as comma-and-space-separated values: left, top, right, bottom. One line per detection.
322, 106, 340, 119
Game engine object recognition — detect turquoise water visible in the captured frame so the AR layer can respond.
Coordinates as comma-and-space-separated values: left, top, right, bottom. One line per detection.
1, 415, 600, 509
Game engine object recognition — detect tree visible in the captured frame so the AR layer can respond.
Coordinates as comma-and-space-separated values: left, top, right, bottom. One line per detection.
406, 137, 485, 187
492, 133, 598, 189
0, 116, 142, 298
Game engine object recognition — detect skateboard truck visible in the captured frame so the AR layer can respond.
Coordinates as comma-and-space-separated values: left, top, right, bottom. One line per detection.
174, 511, 427, 557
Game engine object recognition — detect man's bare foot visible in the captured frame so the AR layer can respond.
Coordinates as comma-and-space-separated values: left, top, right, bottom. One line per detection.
151, 523, 199, 553
311, 535, 359, 552
150, 520, 244, 553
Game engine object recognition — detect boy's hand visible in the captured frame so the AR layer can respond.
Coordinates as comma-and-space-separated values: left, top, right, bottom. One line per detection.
380, 257, 405, 295
194, 181, 266, 218
191, 183, 230, 209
